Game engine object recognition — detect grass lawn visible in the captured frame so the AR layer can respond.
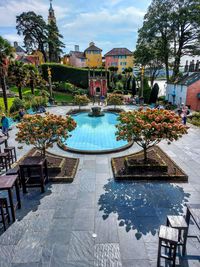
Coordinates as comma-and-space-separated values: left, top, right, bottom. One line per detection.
10, 86, 40, 96
0, 87, 74, 113
0, 98, 15, 112
10, 86, 74, 103
53, 92, 74, 103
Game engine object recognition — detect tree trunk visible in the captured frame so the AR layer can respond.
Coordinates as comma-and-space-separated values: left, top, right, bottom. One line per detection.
18, 86, 23, 99
0, 75, 8, 112
41, 48, 47, 63
172, 53, 181, 81
143, 147, 147, 162
165, 60, 169, 82
30, 79, 34, 94
41, 147, 46, 157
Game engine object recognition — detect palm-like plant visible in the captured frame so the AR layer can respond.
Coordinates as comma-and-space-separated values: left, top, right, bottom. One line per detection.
0, 36, 13, 112
25, 64, 45, 95
8, 61, 28, 99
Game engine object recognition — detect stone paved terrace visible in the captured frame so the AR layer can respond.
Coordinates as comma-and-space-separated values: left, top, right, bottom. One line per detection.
0, 105, 200, 267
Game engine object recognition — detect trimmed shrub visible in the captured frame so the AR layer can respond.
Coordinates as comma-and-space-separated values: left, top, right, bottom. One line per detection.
54, 82, 74, 93
73, 89, 88, 95
73, 95, 90, 109
10, 98, 25, 113
149, 83, 159, 104
107, 93, 123, 108
31, 96, 48, 111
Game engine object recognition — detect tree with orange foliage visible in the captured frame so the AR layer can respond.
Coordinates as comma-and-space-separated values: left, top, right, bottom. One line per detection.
116, 108, 188, 161
16, 112, 76, 156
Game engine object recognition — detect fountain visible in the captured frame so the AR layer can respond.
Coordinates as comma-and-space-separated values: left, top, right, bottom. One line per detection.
88, 107, 105, 117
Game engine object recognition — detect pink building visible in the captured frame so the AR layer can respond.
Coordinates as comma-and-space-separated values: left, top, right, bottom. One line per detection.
89, 70, 108, 96
69, 51, 87, 68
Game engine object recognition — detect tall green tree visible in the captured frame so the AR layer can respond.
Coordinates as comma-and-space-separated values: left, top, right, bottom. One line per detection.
137, 0, 200, 82
48, 21, 65, 62
0, 36, 13, 112
8, 61, 28, 100
134, 41, 164, 86
16, 12, 48, 62
137, 0, 173, 82
170, 0, 200, 80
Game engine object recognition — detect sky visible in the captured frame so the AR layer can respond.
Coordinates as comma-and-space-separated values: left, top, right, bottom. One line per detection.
0, 0, 151, 55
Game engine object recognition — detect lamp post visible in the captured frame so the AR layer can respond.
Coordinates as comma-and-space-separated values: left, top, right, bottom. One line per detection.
140, 66, 145, 105
47, 67, 53, 98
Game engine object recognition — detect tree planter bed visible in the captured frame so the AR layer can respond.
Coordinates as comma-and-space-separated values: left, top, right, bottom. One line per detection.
14, 148, 79, 183
111, 146, 188, 182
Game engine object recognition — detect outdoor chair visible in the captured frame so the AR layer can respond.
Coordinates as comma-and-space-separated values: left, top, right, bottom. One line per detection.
0, 198, 10, 231
0, 152, 11, 172
166, 215, 188, 255
4, 146, 17, 164
157, 225, 179, 267
6, 166, 21, 187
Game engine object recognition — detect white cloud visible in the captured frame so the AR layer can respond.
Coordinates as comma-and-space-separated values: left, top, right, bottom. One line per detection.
0, 0, 68, 27
3, 33, 23, 44
62, 6, 144, 52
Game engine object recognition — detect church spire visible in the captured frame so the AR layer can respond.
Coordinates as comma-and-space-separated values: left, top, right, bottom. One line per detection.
48, 0, 56, 24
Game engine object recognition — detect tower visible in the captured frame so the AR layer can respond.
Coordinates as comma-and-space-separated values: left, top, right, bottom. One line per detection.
48, 0, 56, 24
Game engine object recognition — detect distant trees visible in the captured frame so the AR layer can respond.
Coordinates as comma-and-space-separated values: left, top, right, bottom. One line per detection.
48, 21, 65, 62
0, 36, 13, 112
16, 11, 65, 63
16, 12, 48, 62
135, 0, 200, 81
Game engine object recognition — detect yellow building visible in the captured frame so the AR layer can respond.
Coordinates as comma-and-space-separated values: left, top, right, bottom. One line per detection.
32, 50, 45, 65
62, 54, 70, 65
84, 42, 102, 68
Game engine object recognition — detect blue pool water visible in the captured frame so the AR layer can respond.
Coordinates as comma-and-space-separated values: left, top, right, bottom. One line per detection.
63, 112, 128, 151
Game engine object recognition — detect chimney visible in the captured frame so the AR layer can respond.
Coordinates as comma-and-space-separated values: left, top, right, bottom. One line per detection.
14, 41, 18, 48
195, 60, 199, 72
75, 45, 79, 52
89, 42, 95, 47
184, 60, 188, 73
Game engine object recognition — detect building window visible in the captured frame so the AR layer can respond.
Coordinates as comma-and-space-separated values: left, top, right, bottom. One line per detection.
111, 62, 117, 66
118, 55, 127, 59
120, 62, 127, 66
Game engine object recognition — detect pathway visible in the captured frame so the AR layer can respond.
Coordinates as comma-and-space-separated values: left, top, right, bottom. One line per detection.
0, 106, 199, 267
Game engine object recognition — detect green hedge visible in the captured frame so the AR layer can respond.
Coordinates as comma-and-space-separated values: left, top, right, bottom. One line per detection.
40, 63, 109, 89
41, 64, 88, 88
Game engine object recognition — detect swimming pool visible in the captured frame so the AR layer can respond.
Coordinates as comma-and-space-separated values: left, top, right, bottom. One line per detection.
62, 112, 131, 153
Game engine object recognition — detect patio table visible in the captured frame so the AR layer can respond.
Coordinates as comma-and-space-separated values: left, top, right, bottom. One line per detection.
0, 175, 21, 222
